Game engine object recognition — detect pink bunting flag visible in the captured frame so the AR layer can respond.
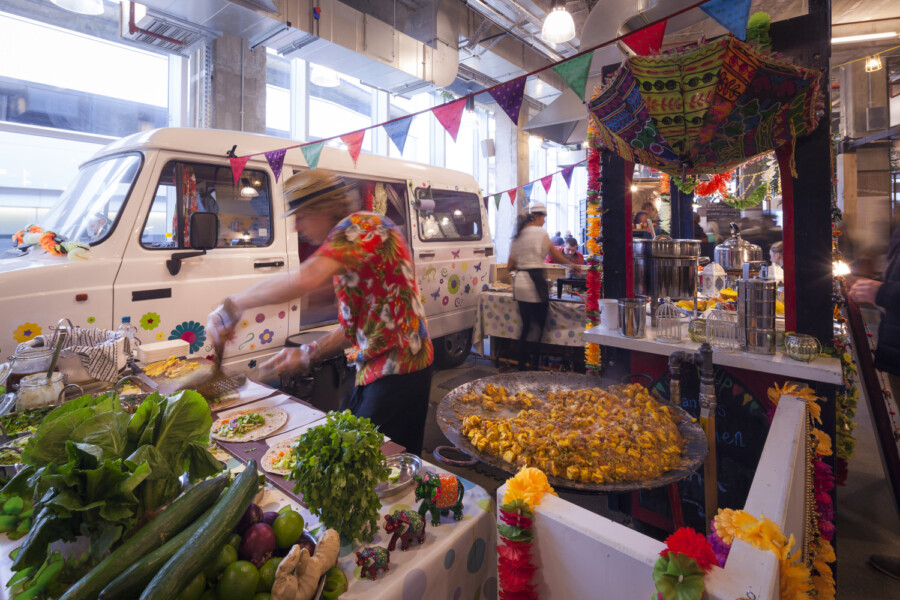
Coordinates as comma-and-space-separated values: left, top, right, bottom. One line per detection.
561, 166, 574, 188
432, 98, 467, 142
540, 175, 553, 195
229, 156, 250, 186
341, 130, 366, 166
488, 76, 527, 126
622, 20, 667, 55
507, 189, 517, 206
265, 149, 287, 182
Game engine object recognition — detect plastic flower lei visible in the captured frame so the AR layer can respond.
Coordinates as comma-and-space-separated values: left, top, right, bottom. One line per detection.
652, 527, 719, 600
584, 118, 604, 374
11, 224, 90, 260
498, 467, 557, 600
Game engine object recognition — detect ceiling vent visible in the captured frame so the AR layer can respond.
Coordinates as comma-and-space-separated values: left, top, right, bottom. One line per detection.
119, 1, 218, 56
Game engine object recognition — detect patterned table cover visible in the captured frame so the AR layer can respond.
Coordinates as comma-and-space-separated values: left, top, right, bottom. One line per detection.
473, 291, 586, 352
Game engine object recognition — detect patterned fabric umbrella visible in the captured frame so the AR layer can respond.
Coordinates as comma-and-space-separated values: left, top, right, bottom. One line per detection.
587, 35, 824, 177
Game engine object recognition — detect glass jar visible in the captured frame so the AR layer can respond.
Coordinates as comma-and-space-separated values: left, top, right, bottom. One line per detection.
688, 318, 708, 343
16, 372, 65, 410
784, 333, 822, 363
4, 346, 54, 390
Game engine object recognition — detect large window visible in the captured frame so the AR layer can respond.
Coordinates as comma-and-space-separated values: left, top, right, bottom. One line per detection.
309, 64, 375, 152
415, 188, 483, 242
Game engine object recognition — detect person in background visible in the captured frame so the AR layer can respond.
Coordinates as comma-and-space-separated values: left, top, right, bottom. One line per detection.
693, 213, 711, 260
633, 211, 651, 239
508, 203, 581, 371
206, 170, 433, 455
563, 237, 585, 266
848, 225, 900, 580
642, 201, 661, 233
768, 240, 784, 281
550, 231, 565, 246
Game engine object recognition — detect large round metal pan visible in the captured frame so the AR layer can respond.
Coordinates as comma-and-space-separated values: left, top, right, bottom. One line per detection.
437, 372, 708, 493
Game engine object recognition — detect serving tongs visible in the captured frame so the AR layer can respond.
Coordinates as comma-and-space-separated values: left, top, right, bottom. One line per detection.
193, 298, 246, 401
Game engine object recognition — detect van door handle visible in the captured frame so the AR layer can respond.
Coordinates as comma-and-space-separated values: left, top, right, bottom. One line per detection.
418, 251, 435, 259
473, 247, 493, 256
254, 260, 285, 269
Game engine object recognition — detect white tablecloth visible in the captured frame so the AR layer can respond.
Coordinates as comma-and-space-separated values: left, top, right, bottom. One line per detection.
473, 291, 586, 352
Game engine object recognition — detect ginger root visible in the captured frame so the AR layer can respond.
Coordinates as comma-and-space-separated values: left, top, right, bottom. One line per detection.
271, 529, 341, 600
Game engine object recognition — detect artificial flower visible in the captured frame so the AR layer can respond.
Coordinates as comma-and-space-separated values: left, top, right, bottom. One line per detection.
498, 561, 536, 592
713, 508, 756, 545
652, 553, 706, 600
707, 524, 731, 568
780, 557, 813, 600
503, 467, 557, 506
499, 590, 536, 600
497, 543, 531, 567
661, 527, 718, 573
817, 517, 835, 541
812, 574, 836, 600
498, 524, 533, 543
768, 382, 822, 423
815, 459, 835, 492
812, 558, 833, 578
814, 538, 836, 563
13, 322, 42, 343
812, 428, 832, 456
500, 509, 533, 530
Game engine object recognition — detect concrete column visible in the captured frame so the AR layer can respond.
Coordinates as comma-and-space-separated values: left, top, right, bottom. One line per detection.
208, 34, 267, 133
493, 110, 530, 263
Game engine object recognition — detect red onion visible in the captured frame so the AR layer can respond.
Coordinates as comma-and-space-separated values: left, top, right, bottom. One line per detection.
235, 503, 263, 535
239, 523, 276, 567
262, 511, 279, 526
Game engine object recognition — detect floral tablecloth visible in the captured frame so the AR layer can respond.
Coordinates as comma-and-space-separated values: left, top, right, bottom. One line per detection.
473, 291, 586, 352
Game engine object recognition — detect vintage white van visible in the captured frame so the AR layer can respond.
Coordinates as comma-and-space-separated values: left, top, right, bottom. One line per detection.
0, 128, 494, 373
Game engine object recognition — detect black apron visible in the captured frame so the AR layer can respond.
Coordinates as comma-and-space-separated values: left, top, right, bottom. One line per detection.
522, 268, 550, 304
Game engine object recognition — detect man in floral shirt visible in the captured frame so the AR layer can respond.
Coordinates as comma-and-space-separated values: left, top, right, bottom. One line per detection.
207, 170, 434, 454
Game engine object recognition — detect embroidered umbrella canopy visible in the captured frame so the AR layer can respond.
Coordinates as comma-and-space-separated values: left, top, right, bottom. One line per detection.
587, 35, 824, 177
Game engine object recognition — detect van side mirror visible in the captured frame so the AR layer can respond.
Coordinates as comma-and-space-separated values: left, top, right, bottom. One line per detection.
166, 212, 219, 276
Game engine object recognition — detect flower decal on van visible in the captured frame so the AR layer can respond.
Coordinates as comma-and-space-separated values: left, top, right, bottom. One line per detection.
260, 329, 274, 344
448, 274, 461, 295
13, 323, 41, 343
140, 312, 161, 330
169, 321, 206, 353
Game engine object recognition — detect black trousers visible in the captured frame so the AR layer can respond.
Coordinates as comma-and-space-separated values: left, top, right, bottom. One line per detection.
341, 365, 434, 456
517, 300, 549, 370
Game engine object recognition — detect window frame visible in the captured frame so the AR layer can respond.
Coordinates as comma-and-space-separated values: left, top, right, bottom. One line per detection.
413, 187, 484, 243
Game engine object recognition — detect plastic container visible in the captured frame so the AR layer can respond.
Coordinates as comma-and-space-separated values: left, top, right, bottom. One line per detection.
16, 372, 65, 410
117, 316, 139, 356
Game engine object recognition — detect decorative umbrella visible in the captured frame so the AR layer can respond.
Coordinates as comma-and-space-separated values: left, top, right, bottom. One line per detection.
587, 35, 824, 177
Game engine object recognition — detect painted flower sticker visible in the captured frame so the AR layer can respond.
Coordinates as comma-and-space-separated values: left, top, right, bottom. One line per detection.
156, 332, 166, 340
248, 360, 257, 368
448, 274, 461, 294
168, 320, 207, 353
87, 316, 96, 324
278, 311, 286, 319
13, 323, 41, 343
255, 313, 266, 324
241, 320, 249, 328
140, 312, 161, 330
259, 329, 274, 345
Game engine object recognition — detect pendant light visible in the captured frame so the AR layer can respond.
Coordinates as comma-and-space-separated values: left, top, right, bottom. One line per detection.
865, 54, 884, 73
310, 65, 341, 88
541, 0, 575, 45
50, 0, 105, 16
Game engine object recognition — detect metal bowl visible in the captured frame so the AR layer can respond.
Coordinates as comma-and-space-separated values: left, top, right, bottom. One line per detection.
375, 453, 422, 498
437, 372, 708, 494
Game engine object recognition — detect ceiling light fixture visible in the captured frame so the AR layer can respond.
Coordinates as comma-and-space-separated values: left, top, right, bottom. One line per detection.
51, 0, 104, 15
831, 31, 897, 44
310, 65, 341, 88
865, 54, 884, 72
541, 0, 575, 45
240, 178, 259, 198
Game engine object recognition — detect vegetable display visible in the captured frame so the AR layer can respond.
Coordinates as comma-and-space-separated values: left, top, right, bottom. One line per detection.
272, 528, 340, 600
287, 411, 389, 542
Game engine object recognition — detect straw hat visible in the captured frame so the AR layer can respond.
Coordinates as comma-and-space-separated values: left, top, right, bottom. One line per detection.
529, 203, 547, 215
281, 169, 356, 219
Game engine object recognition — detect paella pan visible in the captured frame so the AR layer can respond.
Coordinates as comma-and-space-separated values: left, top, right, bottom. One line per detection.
437, 372, 707, 493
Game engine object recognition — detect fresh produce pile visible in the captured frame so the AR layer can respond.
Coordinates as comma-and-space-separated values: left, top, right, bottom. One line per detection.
0, 406, 54, 437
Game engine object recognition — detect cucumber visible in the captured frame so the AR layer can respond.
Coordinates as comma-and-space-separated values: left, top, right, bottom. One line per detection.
60, 474, 228, 600
140, 462, 260, 600
99, 505, 214, 600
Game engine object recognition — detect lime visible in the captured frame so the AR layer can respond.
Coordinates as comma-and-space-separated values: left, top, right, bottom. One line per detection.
227, 533, 242, 550
217, 561, 259, 600
204, 544, 238, 580
257, 557, 282, 592
272, 511, 304, 549
387, 466, 401, 483
278, 505, 292, 514
175, 571, 206, 600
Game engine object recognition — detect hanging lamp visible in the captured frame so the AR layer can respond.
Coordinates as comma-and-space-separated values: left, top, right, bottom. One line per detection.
541, 0, 576, 45
51, 0, 104, 16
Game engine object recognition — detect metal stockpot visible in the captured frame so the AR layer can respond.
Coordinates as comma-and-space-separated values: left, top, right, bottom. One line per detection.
633, 239, 654, 258
714, 223, 762, 273
633, 257, 652, 296
618, 297, 648, 338
650, 236, 701, 258
650, 257, 699, 300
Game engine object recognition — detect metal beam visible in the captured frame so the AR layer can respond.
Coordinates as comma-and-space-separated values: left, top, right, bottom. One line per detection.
848, 124, 900, 149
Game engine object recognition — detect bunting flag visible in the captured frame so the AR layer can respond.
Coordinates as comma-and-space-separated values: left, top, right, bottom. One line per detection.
341, 130, 366, 166
383, 117, 412, 154
561, 165, 575, 188
540, 175, 553, 194
483, 195, 490, 211
432, 98, 467, 142
700, 0, 752, 40
493, 193, 502, 209
551, 52, 594, 101
264, 149, 287, 182
507, 189, 517, 206
300, 141, 325, 170
229, 156, 250, 186
522, 182, 535, 200
622, 20, 667, 55
488, 76, 528, 125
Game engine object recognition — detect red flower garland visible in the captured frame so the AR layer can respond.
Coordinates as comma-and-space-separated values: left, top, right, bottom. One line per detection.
660, 528, 718, 573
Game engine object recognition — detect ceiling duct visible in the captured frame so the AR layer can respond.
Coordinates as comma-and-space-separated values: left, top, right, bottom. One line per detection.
135, 0, 459, 93
119, 1, 219, 56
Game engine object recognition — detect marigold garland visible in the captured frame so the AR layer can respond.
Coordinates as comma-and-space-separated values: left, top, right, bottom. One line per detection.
584, 120, 604, 374
652, 527, 719, 600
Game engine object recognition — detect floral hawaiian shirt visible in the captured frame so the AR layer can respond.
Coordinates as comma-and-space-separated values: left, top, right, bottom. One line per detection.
314, 212, 433, 385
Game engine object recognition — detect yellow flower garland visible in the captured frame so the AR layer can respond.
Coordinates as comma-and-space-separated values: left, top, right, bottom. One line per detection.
503, 466, 558, 507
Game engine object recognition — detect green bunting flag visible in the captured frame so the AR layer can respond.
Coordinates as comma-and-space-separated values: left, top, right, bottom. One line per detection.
301, 141, 325, 170
551, 52, 594, 102
493, 193, 502, 209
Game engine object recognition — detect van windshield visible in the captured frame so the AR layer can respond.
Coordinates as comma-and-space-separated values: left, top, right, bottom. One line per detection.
41, 153, 142, 245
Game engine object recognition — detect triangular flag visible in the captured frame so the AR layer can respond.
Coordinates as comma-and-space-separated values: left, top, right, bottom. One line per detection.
561, 166, 574, 188
265, 149, 287, 182
493, 193, 502, 209
483, 195, 489, 211
488, 76, 527, 125
551, 52, 593, 101
700, 0, 752, 40
383, 117, 412, 154
229, 156, 250, 186
523, 182, 535, 200
432, 98, 467, 142
507, 189, 517, 206
622, 20, 667, 55
341, 130, 366, 166
300, 141, 324, 170
540, 175, 553, 194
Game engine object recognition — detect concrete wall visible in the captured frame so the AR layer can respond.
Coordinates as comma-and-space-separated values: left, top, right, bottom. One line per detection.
209, 34, 267, 133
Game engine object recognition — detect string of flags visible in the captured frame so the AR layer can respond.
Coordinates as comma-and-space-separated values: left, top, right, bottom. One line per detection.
485, 160, 587, 210
229, 0, 752, 187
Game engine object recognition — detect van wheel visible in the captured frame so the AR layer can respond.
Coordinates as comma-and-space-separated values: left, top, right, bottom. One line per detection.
433, 329, 473, 369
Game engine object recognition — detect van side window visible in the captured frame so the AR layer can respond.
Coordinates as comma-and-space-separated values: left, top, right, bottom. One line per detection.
414, 189, 482, 242
141, 162, 273, 249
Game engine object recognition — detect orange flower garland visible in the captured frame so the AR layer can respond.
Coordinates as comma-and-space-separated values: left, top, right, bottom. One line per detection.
584, 120, 604, 374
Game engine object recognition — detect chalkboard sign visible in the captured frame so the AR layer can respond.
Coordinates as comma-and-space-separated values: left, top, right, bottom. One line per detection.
705, 202, 742, 227
637, 366, 771, 533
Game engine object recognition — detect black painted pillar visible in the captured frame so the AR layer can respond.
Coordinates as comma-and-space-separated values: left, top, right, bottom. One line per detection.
669, 186, 695, 239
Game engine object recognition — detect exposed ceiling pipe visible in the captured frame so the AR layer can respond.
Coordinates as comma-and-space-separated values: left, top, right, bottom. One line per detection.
463, 0, 565, 62
128, 1, 183, 46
